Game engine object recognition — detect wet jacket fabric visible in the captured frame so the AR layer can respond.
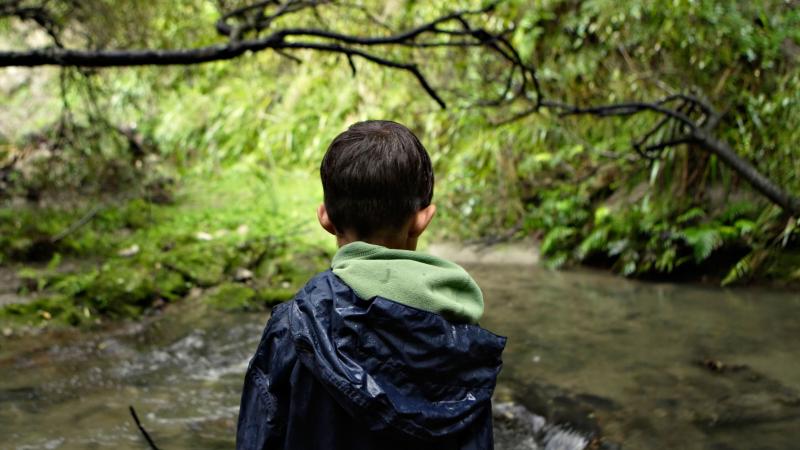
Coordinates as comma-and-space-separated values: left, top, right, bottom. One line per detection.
236, 269, 507, 450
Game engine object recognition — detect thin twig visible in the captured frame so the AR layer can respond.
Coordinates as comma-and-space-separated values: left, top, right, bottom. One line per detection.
50, 205, 101, 243
129, 405, 161, 450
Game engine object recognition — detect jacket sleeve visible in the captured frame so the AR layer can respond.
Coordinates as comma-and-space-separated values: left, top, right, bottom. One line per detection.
236, 303, 297, 450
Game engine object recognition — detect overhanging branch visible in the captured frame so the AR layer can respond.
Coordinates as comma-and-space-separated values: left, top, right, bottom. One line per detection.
0, 1, 513, 110
503, 64, 800, 215
0, 37, 283, 66
2, 0, 797, 215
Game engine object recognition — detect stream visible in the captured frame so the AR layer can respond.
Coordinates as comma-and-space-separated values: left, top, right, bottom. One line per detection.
2, 262, 799, 449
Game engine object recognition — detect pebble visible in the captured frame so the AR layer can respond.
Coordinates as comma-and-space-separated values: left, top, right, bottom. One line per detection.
118, 244, 140, 257
234, 268, 254, 281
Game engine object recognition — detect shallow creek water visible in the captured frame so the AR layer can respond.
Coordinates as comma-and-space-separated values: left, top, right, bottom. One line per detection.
1, 263, 799, 449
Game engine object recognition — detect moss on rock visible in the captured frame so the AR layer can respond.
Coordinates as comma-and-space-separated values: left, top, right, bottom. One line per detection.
154, 268, 189, 301
1, 168, 334, 326
162, 242, 231, 287
84, 263, 155, 317
0, 294, 88, 327
200, 282, 297, 311
202, 282, 256, 311
255, 287, 296, 306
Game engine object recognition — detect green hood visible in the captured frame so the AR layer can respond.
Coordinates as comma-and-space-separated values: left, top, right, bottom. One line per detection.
331, 241, 484, 323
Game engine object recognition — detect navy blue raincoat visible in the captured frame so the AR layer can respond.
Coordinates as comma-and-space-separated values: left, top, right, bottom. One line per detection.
236, 270, 507, 449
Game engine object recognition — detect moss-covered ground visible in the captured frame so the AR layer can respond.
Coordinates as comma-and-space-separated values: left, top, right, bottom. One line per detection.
0, 164, 335, 329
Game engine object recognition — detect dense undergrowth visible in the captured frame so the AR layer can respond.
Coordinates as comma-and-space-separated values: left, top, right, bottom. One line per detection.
2, 0, 800, 326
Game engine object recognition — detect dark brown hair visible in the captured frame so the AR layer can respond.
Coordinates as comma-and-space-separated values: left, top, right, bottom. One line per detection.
320, 120, 434, 238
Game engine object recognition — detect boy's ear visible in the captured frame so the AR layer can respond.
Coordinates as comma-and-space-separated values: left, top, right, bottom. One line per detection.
408, 204, 436, 239
317, 203, 337, 236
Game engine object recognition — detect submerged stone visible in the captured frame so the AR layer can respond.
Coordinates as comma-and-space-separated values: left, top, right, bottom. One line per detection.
691, 362, 800, 429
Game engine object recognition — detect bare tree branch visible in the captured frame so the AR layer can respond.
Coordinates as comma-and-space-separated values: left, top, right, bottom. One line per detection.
2, 0, 797, 215
1, 1, 510, 110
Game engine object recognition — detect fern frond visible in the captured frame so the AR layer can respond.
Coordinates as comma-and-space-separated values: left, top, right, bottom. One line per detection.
680, 227, 722, 262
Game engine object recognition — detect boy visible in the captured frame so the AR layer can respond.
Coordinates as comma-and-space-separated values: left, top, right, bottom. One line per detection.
236, 120, 506, 450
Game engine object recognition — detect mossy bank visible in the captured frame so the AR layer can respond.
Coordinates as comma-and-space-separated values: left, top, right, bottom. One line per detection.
0, 165, 335, 329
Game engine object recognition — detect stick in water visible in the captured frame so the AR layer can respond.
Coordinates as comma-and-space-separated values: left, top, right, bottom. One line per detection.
129, 405, 161, 450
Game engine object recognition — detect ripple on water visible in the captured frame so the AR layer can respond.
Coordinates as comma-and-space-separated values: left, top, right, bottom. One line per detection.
2, 263, 799, 449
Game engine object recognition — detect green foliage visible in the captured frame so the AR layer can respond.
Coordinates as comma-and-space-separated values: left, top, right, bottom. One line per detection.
1, 166, 332, 326
200, 282, 294, 311
1, 295, 87, 327
2, 0, 799, 312
202, 283, 256, 311
535, 196, 800, 280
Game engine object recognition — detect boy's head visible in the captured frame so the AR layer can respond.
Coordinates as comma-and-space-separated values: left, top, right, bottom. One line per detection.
318, 120, 436, 250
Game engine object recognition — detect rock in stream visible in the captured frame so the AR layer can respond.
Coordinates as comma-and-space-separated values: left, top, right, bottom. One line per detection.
493, 402, 592, 450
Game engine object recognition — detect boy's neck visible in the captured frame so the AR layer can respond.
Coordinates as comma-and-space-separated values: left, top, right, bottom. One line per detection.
336, 232, 418, 251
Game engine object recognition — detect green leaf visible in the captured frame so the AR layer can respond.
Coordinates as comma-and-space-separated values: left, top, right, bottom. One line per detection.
541, 226, 576, 256
680, 227, 722, 262
734, 219, 756, 235
594, 206, 611, 225
576, 228, 608, 260
676, 207, 706, 224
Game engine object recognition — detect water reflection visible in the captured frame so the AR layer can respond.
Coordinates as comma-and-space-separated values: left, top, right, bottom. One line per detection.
475, 264, 800, 450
